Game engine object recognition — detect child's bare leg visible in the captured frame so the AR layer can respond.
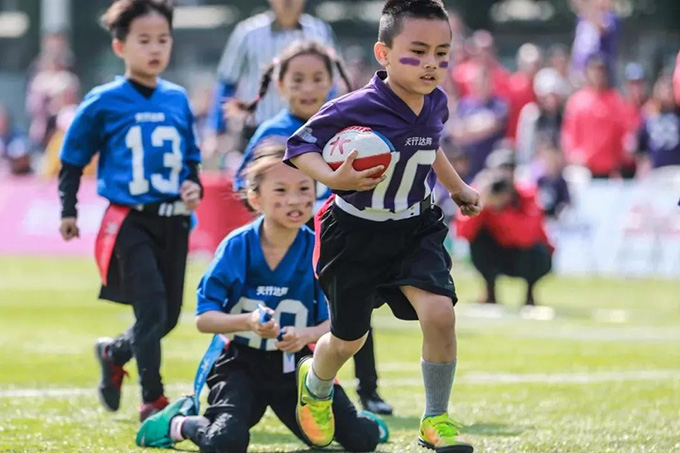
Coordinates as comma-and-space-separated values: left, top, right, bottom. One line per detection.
306, 332, 367, 397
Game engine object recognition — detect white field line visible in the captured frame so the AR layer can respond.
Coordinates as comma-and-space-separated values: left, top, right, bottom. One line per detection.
2, 370, 679, 399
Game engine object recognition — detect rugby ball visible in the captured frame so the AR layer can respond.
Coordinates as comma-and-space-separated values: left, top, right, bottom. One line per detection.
322, 127, 393, 178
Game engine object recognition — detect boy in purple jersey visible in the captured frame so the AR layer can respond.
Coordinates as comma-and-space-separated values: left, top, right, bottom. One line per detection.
284, 1, 480, 451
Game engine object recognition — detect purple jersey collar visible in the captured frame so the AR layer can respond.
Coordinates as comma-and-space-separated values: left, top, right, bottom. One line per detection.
369, 70, 432, 123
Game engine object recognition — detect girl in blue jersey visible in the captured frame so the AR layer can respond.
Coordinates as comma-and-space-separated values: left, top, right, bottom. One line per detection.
234, 41, 394, 415
137, 142, 383, 452
232, 41, 348, 207
57, 0, 202, 421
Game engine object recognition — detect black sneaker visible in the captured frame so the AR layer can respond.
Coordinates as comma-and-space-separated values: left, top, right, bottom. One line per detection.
360, 391, 393, 415
94, 338, 128, 411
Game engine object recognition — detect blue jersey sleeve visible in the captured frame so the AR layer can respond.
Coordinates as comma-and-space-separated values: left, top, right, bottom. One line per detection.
196, 238, 243, 315
59, 91, 102, 167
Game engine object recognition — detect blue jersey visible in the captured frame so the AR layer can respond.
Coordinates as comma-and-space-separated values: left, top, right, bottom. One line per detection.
196, 216, 329, 351
235, 109, 332, 207
60, 77, 201, 206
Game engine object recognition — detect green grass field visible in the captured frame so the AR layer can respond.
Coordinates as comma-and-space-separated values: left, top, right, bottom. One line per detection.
1, 256, 679, 453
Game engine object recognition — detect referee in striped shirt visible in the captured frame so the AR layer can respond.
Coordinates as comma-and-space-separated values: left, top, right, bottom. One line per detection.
208, 0, 337, 142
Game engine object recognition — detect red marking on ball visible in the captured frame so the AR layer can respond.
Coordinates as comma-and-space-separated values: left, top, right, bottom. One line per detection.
328, 154, 391, 178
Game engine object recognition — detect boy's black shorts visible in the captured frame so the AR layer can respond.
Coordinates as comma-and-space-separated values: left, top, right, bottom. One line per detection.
316, 203, 457, 341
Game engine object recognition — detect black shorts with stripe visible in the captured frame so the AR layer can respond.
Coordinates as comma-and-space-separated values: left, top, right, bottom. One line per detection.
316, 203, 457, 341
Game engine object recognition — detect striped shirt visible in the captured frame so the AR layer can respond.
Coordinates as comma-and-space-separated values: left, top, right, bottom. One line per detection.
217, 11, 336, 125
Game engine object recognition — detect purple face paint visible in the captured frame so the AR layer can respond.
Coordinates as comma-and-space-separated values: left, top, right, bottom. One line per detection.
399, 57, 421, 66
439, 61, 449, 69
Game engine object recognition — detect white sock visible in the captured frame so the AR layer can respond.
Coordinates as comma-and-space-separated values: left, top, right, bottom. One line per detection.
305, 365, 334, 398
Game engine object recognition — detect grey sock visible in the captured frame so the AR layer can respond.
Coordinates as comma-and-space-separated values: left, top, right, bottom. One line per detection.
421, 358, 457, 418
305, 365, 334, 399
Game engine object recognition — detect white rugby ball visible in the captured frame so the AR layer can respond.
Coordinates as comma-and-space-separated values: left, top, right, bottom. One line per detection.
322, 127, 393, 178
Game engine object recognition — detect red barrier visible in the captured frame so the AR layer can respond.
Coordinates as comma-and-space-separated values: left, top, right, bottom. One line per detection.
189, 172, 254, 254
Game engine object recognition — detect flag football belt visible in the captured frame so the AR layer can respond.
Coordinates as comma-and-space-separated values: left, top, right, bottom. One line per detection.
132, 200, 189, 217
334, 194, 433, 222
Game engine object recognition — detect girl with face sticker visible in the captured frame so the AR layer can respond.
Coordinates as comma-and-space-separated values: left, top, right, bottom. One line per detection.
136, 142, 385, 453
233, 41, 350, 213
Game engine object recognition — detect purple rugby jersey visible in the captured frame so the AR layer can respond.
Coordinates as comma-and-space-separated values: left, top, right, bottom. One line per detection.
284, 71, 449, 213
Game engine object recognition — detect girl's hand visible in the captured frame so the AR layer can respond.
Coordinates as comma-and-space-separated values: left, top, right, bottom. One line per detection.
60, 217, 80, 241
452, 184, 482, 216
249, 308, 280, 339
180, 180, 202, 211
274, 327, 308, 353
327, 150, 386, 191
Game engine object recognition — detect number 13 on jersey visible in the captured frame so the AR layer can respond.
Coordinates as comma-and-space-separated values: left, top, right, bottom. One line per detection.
126, 125, 183, 196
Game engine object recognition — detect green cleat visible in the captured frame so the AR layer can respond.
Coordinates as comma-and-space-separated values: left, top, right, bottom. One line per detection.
136, 395, 197, 448
418, 413, 474, 453
295, 356, 335, 448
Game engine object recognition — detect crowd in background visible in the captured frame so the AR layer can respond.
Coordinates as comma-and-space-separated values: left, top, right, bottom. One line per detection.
440, 4, 679, 216
2, 0, 679, 210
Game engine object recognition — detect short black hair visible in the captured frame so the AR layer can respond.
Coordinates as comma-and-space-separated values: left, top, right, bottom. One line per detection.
378, 0, 449, 47
102, 0, 174, 41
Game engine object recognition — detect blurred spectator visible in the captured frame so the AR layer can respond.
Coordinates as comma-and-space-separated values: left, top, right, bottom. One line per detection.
620, 63, 650, 177
452, 30, 510, 100
457, 149, 553, 306
436, 137, 472, 255
451, 66, 508, 182
344, 47, 374, 92
534, 135, 571, 219
0, 105, 30, 175
516, 68, 568, 165
436, 137, 469, 232
26, 60, 80, 153
447, 9, 468, 40
43, 94, 98, 179
636, 75, 680, 174
206, 0, 337, 155
189, 81, 215, 140
39, 71, 82, 178
442, 10, 469, 99
27, 31, 75, 80
562, 54, 626, 178
674, 50, 680, 105
547, 44, 575, 94
570, 0, 620, 84
506, 43, 543, 141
